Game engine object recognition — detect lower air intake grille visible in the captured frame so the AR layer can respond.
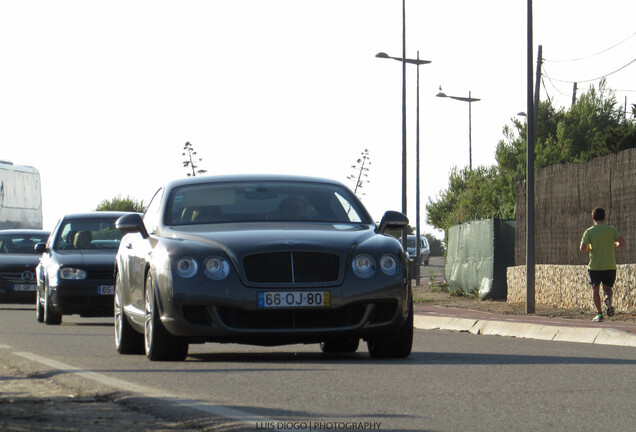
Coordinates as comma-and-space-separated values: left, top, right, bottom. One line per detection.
216, 303, 367, 330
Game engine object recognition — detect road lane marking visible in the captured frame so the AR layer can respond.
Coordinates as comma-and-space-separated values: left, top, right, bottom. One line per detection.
13, 351, 297, 431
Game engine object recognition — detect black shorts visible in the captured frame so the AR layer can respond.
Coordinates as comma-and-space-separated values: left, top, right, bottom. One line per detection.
588, 270, 616, 287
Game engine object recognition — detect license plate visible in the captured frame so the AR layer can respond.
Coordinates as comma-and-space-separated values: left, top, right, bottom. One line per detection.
98, 285, 115, 295
13, 284, 36, 292
258, 291, 330, 308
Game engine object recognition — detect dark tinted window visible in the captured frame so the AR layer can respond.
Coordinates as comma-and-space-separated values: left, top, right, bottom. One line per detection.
166, 181, 370, 225
0, 233, 49, 254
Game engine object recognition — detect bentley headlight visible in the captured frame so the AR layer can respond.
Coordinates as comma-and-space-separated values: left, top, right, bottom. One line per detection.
379, 254, 399, 275
60, 267, 87, 280
352, 254, 376, 279
203, 256, 230, 280
175, 257, 198, 278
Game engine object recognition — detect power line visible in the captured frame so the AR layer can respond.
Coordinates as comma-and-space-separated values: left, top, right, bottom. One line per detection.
544, 31, 636, 63
543, 57, 636, 84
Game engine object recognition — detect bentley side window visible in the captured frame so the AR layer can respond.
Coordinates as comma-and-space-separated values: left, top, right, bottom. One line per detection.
143, 188, 163, 233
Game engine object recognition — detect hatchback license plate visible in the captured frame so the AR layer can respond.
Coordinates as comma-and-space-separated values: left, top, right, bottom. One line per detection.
13, 284, 35, 292
98, 285, 115, 295
258, 291, 330, 308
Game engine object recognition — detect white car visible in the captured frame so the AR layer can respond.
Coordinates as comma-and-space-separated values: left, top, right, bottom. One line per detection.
406, 235, 430, 266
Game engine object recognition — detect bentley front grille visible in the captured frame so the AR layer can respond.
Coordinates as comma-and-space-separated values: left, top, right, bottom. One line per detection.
243, 251, 340, 284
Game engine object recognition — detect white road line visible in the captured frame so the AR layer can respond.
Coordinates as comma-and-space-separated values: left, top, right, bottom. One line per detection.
13, 351, 295, 431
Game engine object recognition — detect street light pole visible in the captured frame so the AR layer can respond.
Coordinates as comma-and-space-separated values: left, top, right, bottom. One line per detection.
375, 51, 431, 282
436, 91, 481, 170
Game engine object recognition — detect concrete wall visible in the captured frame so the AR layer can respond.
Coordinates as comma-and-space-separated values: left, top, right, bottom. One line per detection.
507, 264, 636, 312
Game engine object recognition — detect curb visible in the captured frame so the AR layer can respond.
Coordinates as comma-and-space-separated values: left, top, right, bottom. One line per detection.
414, 315, 636, 348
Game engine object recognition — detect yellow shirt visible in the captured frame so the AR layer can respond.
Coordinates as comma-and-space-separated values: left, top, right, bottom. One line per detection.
580, 223, 620, 270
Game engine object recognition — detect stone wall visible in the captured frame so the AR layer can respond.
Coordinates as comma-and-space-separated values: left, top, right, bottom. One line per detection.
507, 264, 636, 312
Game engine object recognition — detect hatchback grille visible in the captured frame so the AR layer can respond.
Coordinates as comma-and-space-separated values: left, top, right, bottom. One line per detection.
243, 251, 340, 284
86, 270, 115, 280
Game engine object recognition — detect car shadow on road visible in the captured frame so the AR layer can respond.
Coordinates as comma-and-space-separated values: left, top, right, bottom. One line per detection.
185, 350, 636, 366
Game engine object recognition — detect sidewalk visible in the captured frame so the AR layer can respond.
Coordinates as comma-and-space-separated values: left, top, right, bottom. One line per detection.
414, 305, 636, 347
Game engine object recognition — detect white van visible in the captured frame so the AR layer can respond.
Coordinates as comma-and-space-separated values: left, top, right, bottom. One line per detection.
0, 161, 43, 229
406, 235, 430, 265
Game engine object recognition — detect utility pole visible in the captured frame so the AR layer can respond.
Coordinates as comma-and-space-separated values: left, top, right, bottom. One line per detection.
534, 45, 542, 132
526, 0, 536, 314
572, 82, 578, 106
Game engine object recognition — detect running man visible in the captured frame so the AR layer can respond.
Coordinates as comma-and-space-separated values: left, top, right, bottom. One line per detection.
580, 208, 626, 322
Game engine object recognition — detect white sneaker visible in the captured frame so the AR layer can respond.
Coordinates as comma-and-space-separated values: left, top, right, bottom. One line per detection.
592, 314, 603, 322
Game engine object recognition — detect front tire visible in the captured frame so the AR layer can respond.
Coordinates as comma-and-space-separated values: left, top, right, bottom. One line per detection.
43, 290, 62, 325
367, 296, 413, 359
144, 272, 188, 361
115, 278, 144, 354
35, 288, 44, 323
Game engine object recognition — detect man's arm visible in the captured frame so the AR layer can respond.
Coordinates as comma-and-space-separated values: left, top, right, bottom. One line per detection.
580, 243, 591, 253
615, 236, 626, 248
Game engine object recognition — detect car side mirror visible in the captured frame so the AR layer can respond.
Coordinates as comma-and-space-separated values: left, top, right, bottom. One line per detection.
116, 213, 149, 239
34, 242, 47, 253
378, 211, 409, 234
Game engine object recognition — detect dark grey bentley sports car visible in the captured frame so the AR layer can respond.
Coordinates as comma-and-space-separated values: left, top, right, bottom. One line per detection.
115, 175, 412, 361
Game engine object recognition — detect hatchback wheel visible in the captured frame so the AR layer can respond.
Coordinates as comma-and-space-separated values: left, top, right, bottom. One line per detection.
35, 289, 44, 323
43, 291, 62, 325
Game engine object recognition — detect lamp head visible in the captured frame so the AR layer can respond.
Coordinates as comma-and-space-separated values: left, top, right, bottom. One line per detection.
375, 52, 390, 58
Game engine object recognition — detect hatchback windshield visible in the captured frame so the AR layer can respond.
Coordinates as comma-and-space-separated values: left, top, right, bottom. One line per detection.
53, 219, 125, 251
166, 181, 371, 225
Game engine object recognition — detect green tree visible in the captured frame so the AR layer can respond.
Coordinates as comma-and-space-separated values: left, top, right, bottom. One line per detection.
426, 166, 512, 233
95, 195, 145, 212
426, 79, 636, 234
424, 234, 445, 256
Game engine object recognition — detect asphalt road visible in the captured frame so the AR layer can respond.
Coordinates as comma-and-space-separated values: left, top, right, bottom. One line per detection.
1, 303, 635, 432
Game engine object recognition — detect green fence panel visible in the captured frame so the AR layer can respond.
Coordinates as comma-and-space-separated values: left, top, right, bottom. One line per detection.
445, 219, 515, 300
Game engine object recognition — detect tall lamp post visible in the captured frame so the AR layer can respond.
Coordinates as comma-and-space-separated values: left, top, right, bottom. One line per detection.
376, 51, 431, 282
436, 91, 481, 170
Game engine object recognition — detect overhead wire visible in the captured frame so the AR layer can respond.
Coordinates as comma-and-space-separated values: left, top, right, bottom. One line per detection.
541, 30, 636, 97
544, 30, 636, 63
543, 57, 636, 84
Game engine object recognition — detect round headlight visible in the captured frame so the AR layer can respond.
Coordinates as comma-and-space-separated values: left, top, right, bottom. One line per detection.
203, 256, 230, 280
60, 267, 87, 280
352, 254, 376, 279
379, 254, 399, 275
175, 257, 198, 278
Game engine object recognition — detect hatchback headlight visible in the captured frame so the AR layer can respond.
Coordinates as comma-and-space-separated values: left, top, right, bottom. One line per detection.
352, 254, 376, 279
175, 257, 198, 278
60, 267, 87, 280
379, 254, 400, 275
203, 256, 230, 280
